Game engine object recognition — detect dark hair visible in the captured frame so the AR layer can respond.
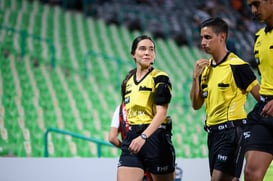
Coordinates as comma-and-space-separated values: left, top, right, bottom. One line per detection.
200, 17, 228, 37
121, 68, 136, 101
130, 35, 155, 55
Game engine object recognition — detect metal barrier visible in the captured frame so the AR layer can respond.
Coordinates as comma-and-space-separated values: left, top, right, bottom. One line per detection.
44, 127, 114, 157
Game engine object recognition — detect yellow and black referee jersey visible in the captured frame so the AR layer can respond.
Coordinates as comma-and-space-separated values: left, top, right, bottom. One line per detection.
254, 26, 273, 96
124, 67, 172, 125
201, 52, 259, 126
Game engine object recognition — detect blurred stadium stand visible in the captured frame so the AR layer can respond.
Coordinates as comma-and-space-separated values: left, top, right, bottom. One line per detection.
0, 0, 258, 158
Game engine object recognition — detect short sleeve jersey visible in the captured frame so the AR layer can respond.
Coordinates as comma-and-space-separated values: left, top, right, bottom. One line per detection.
254, 27, 273, 95
200, 52, 258, 126
124, 68, 172, 125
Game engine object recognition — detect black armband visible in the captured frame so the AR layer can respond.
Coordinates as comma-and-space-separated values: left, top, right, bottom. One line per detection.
155, 83, 172, 105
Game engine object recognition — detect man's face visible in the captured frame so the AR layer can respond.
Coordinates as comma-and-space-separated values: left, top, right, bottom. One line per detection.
247, 0, 273, 22
200, 26, 225, 55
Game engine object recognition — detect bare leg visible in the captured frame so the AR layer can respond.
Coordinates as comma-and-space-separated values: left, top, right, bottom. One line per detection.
211, 169, 238, 181
151, 172, 174, 181
244, 150, 273, 181
117, 167, 144, 181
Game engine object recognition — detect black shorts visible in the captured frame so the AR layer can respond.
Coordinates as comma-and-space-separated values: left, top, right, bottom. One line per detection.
118, 126, 176, 174
244, 100, 273, 155
247, 99, 273, 127
208, 126, 245, 178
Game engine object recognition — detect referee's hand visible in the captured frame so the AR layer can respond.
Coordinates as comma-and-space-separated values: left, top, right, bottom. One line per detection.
261, 100, 273, 117
193, 59, 209, 79
128, 136, 146, 153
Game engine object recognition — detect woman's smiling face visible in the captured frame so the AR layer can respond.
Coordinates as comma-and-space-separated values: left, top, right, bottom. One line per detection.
132, 39, 155, 67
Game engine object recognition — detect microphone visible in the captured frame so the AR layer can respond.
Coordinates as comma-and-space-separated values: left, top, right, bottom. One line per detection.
150, 62, 154, 65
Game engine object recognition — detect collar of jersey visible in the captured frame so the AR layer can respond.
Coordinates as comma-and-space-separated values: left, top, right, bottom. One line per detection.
210, 52, 230, 67
133, 67, 154, 84
265, 26, 273, 33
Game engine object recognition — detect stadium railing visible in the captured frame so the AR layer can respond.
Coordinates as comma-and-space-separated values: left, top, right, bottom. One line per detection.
44, 127, 113, 157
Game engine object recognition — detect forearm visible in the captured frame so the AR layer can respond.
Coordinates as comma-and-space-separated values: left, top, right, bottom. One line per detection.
142, 105, 168, 138
190, 76, 204, 110
250, 84, 260, 102
110, 139, 121, 148
108, 128, 121, 148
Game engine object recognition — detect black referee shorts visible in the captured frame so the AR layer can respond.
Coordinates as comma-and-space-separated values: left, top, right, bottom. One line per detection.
208, 126, 245, 178
245, 101, 273, 155
118, 127, 175, 174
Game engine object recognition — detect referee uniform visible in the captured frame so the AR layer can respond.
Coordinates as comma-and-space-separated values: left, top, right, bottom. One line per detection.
118, 67, 175, 175
245, 26, 273, 155
201, 52, 258, 177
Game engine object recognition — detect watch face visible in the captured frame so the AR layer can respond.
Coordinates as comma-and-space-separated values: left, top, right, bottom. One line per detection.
141, 133, 147, 140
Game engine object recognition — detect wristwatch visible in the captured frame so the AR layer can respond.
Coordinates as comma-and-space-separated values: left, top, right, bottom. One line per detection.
140, 133, 148, 141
